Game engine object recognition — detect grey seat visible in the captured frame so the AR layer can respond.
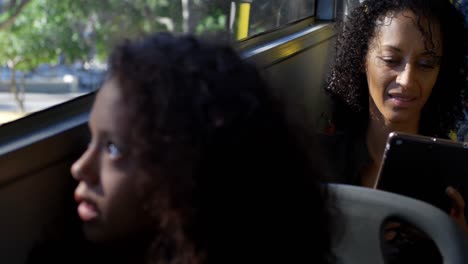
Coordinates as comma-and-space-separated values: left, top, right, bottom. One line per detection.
329, 184, 468, 264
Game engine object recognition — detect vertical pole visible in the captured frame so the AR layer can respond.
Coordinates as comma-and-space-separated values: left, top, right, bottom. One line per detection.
228, 1, 237, 34
181, 0, 190, 33
236, 0, 252, 40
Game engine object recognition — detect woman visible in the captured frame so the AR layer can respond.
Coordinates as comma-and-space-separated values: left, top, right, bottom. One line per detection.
323, 0, 466, 262
325, 0, 466, 217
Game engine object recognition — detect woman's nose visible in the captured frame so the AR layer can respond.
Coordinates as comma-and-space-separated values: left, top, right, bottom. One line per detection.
70, 145, 99, 185
396, 63, 416, 89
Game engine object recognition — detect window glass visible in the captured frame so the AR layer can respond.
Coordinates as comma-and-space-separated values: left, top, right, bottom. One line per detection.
0, 0, 315, 125
245, 0, 316, 38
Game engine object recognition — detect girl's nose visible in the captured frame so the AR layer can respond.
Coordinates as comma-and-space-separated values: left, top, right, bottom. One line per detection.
70, 145, 99, 185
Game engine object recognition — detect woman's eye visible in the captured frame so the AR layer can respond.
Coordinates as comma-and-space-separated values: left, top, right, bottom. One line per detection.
380, 57, 399, 66
419, 64, 435, 70
418, 60, 437, 70
105, 141, 122, 158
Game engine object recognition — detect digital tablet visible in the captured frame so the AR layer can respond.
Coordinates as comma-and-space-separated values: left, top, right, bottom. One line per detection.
375, 132, 468, 213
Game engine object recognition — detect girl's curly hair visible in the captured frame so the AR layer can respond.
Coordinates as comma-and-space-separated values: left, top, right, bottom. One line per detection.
107, 33, 334, 264
326, 0, 467, 137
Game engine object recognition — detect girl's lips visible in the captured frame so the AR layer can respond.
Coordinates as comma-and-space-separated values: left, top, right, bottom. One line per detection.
75, 192, 99, 222
77, 201, 99, 222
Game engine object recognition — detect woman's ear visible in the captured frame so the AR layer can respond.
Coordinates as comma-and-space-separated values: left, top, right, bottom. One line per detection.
361, 56, 368, 74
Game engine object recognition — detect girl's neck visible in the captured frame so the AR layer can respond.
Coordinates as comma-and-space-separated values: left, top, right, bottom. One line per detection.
86, 234, 152, 264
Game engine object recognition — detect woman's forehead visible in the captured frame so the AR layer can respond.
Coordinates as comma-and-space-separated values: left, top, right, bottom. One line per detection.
371, 9, 442, 54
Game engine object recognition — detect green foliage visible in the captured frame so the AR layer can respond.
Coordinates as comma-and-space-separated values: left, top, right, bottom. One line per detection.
0, 0, 232, 112
0, 0, 94, 71
0, 0, 231, 70
196, 8, 226, 34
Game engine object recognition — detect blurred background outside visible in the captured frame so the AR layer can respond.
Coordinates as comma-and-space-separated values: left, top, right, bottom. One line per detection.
0, 0, 315, 125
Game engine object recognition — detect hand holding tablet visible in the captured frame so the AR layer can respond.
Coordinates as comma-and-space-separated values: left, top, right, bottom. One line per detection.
376, 132, 468, 214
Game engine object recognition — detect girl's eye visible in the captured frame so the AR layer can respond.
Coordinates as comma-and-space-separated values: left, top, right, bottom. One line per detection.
105, 141, 122, 158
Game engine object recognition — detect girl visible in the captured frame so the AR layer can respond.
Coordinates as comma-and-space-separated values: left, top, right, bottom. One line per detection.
70, 33, 335, 264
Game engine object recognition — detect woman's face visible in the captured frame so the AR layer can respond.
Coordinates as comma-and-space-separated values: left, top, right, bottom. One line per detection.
365, 10, 442, 127
71, 79, 149, 242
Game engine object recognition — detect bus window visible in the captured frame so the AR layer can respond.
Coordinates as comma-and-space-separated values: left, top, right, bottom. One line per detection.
234, 0, 316, 40
0, 0, 317, 126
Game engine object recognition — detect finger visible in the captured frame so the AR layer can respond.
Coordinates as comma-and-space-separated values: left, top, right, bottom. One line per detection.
446, 187, 468, 235
447, 187, 467, 226
446, 186, 465, 212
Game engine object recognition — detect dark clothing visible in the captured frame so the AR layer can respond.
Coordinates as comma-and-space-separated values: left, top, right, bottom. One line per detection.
319, 131, 371, 185
27, 239, 147, 264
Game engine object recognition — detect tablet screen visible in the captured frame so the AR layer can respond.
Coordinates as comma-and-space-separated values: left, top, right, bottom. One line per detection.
376, 132, 468, 213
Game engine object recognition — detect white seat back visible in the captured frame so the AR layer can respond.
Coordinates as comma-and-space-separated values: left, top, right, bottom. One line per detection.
329, 184, 468, 264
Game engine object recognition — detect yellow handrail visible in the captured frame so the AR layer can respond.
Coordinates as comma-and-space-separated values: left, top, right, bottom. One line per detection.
236, 1, 252, 40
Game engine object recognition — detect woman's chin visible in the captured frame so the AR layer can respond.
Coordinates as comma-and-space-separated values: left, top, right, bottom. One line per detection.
384, 114, 416, 127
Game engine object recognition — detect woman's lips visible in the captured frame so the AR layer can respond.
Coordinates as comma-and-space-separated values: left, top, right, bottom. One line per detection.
388, 93, 416, 108
77, 201, 99, 222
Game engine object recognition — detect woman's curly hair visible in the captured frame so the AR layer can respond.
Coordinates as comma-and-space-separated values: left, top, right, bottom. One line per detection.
326, 0, 467, 137
107, 33, 334, 264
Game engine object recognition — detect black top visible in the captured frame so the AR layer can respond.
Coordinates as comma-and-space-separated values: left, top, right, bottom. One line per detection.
319, 130, 372, 185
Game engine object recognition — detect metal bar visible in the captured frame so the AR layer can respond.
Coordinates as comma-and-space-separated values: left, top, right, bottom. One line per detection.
236, 1, 252, 40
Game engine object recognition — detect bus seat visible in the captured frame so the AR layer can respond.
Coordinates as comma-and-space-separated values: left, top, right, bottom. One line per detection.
329, 184, 468, 264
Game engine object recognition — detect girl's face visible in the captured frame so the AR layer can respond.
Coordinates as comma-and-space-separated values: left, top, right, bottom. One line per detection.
71, 79, 149, 242
365, 10, 442, 128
